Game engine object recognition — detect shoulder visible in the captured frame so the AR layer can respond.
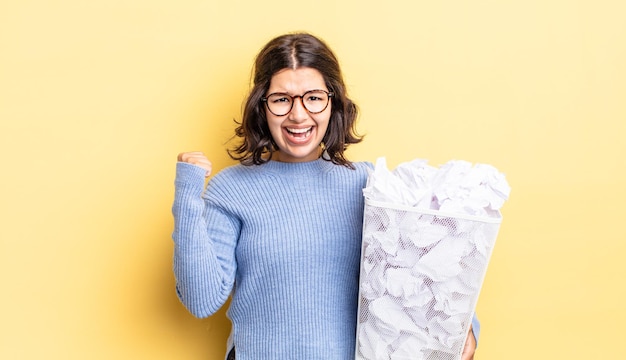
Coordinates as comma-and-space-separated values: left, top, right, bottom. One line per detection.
323, 161, 373, 187
201, 164, 269, 207
334, 161, 373, 177
351, 161, 374, 171
208, 163, 263, 187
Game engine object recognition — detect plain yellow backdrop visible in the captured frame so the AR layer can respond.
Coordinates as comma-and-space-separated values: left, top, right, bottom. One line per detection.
1, 0, 625, 359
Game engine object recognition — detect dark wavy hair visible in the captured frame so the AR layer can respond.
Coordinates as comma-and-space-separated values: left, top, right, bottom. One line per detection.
227, 32, 363, 168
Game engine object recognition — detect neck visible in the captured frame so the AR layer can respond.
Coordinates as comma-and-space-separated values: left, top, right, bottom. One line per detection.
270, 147, 323, 163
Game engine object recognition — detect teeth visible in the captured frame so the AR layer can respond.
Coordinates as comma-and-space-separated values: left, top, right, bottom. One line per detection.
287, 127, 312, 134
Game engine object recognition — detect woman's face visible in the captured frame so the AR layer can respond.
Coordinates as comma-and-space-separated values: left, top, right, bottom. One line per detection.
265, 67, 331, 163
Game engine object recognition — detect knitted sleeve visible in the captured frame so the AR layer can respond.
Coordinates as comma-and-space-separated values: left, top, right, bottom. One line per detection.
472, 313, 481, 345
171, 162, 239, 318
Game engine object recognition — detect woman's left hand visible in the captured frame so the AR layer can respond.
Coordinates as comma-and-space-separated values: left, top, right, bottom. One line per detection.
461, 326, 476, 360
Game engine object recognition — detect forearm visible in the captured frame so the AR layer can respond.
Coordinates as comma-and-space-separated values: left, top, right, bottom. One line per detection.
172, 162, 237, 317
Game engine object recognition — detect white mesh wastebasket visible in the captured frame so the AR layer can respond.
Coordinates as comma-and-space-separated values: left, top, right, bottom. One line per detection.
355, 199, 502, 360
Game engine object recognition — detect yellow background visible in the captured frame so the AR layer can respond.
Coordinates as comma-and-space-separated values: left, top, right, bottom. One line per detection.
1, 0, 625, 359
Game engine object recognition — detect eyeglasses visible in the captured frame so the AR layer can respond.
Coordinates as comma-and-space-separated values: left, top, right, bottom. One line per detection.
262, 89, 334, 116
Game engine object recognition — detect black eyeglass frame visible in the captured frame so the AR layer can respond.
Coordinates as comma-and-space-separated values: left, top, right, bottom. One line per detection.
261, 89, 334, 117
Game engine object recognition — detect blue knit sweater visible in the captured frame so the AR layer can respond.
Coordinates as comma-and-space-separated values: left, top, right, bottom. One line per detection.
172, 158, 372, 359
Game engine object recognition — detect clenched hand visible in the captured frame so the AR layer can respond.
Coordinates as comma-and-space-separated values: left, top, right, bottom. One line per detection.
177, 151, 212, 178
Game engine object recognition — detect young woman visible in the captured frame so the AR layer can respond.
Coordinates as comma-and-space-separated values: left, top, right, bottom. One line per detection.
172, 32, 477, 360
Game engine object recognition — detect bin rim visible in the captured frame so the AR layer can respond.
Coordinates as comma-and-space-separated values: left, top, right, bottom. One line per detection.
364, 198, 502, 224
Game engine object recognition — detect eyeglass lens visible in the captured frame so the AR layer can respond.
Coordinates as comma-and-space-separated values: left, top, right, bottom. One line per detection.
265, 90, 331, 116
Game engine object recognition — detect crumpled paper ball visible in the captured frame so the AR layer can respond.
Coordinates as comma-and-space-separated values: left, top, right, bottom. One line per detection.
362, 157, 510, 217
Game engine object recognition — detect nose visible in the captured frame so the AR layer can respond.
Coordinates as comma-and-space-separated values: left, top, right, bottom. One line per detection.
288, 96, 308, 122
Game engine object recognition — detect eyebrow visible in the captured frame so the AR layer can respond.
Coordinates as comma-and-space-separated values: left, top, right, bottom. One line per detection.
266, 89, 328, 95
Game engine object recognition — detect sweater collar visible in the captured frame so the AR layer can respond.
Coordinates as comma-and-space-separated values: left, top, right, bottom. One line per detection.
262, 157, 335, 176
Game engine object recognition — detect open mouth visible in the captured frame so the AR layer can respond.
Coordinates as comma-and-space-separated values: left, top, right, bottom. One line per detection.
285, 126, 313, 139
